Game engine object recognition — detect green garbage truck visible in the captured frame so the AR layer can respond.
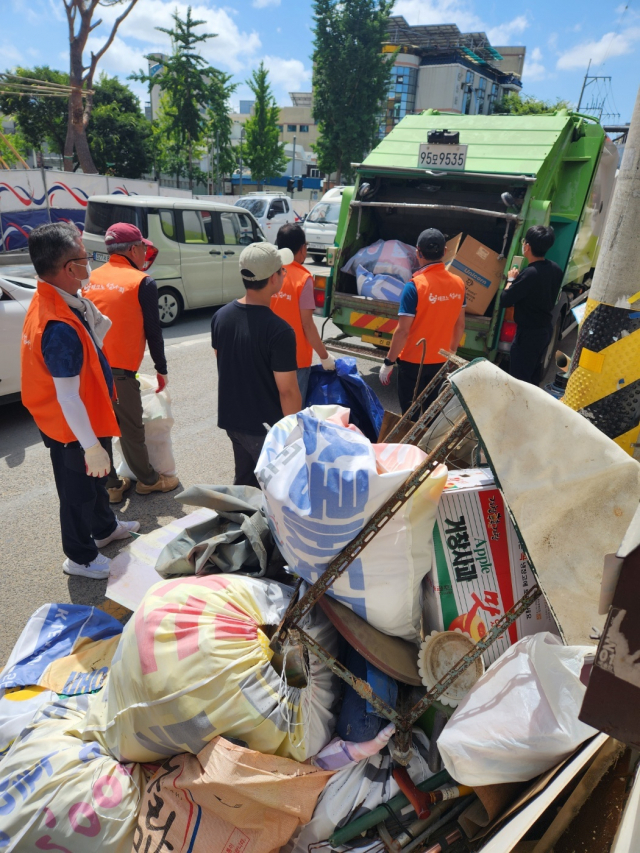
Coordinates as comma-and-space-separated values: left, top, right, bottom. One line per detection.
317, 109, 617, 372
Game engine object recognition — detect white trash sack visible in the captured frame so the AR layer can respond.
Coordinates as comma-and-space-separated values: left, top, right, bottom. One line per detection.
438, 632, 598, 786
256, 405, 447, 641
114, 373, 176, 479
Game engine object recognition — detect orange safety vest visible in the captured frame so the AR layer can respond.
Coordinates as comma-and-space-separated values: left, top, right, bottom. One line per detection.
21, 281, 120, 443
83, 254, 147, 372
400, 264, 466, 364
270, 261, 313, 368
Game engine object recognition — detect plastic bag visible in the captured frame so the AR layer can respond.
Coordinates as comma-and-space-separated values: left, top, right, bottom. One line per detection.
114, 373, 176, 478
257, 405, 448, 640
356, 264, 405, 302
0, 695, 144, 852
342, 239, 418, 283
437, 633, 599, 785
78, 575, 338, 763
305, 357, 384, 441
134, 736, 332, 853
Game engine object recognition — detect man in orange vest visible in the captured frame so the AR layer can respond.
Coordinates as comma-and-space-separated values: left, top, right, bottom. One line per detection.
379, 229, 466, 414
272, 223, 335, 401
21, 222, 139, 580
83, 222, 179, 502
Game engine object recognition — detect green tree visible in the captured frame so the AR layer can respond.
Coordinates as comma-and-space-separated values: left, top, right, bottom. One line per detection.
205, 71, 238, 191
86, 74, 152, 177
312, 0, 395, 182
132, 7, 217, 188
242, 63, 287, 190
493, 92, 571, 115
0, 67, 69, 158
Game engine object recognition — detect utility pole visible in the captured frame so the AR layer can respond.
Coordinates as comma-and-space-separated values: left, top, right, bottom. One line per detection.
290, 134, 297, 200
238, 125, 245, 197
577, 59, 591, 112
215, 127, 220, 196
564, 86, 640, 458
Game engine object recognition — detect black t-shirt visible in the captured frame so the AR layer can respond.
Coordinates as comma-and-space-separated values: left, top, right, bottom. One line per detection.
211, 300, 297, 435
500, 259, 563, 329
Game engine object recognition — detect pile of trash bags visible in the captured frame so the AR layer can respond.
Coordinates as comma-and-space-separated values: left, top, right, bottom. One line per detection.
4, 358, 639, 851
342, 238, 418, 303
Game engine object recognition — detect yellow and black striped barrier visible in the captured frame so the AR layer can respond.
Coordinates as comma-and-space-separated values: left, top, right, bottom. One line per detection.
564, 292, 640, 456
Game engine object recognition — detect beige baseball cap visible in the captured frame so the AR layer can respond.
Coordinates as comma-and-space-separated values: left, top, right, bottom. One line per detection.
239, 242, 293, 282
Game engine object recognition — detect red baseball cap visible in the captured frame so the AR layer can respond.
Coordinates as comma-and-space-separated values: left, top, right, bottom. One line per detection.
104, 222, 154, 248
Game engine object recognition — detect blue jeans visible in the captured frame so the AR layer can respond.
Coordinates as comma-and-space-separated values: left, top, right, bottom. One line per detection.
336, 646, 398, 742
297, 367, 310, 406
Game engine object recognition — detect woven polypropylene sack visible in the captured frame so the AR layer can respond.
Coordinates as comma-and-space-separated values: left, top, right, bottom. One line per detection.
78, 575, 338, 763
0, 695, 144, 853
115, 373, 176, 478
256, 405, 448, 641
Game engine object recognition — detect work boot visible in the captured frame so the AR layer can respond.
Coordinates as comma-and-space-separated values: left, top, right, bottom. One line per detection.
94, 518, 141, 548
107, 476, 131, 504
63, 553, 111, 580
136, 473, 180, 495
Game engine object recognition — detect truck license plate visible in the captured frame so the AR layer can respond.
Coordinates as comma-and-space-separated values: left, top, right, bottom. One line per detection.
92, 251, 109, 263
418, 144, 468, 171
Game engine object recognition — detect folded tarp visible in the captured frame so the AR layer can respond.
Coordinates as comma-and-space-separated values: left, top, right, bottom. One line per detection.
449, 359, 640, 645
155, 485, 279, 578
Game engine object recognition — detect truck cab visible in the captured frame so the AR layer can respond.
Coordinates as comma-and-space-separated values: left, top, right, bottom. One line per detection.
321, 110, 616, 374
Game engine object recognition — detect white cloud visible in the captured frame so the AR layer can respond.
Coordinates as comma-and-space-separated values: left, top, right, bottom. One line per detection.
487, 15, 528, 45
524, 46, 546, 81
0, 43, 24, 66
262, 55, 311, 91
556, 27, 640, 69
94, 0, 261, 75
393, 0, 483, 31
252, 0, 281, 7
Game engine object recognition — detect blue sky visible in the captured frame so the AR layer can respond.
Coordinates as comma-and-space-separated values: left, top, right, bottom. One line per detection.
2, 0, 638, 122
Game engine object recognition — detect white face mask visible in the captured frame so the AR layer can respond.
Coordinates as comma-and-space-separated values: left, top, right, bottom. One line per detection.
72, 261, 92, 288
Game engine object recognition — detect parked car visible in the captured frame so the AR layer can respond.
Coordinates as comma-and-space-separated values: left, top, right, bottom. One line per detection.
304, 197, 343, 264
83, 195, 266, 326
234, 193, 298, 244
0, 276, 36, 403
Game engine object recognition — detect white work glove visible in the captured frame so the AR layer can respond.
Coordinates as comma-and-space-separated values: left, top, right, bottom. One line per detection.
320, 355, 336, 371
379, 362, 395, 385
84, 442, 110, 478
156, 373, 168, 394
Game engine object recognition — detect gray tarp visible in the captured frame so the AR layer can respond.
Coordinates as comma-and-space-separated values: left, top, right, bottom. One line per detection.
155, 485, 279, 579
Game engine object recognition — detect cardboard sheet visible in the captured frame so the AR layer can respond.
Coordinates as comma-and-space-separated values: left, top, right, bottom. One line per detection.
450, 360, 640, 645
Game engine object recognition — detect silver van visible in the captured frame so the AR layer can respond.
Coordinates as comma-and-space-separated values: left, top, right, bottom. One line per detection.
83, 195, 265, 326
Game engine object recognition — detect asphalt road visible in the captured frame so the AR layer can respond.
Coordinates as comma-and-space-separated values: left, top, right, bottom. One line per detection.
0, 255, 574, 663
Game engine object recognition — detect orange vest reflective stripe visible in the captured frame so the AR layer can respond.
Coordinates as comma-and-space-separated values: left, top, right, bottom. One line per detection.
83, 254, 147, 372
270, 261, 313, 368
399, 264, 466, 364
21, 281, 120, 443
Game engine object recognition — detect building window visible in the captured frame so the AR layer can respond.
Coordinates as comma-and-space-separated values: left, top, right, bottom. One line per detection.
299, 124, 309, 132
287, 124, 297, 132
463, 70, 474, 114
476, 77, 487, 114
379, 64, 418, 137
489, 83, 500, 113
277, 125, 283, 132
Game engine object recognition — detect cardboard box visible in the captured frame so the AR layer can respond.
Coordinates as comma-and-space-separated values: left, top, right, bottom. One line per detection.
423, 469, 559, 665
448, 236, 507, 316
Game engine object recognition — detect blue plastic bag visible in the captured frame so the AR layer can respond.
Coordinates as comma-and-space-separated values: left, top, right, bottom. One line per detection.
305, 357, 384, 442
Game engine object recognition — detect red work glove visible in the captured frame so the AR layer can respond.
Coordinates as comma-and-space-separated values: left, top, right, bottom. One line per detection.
156, 373, 168, 394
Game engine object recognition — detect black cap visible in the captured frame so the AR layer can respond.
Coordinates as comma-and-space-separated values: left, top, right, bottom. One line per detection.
417, 228, 446, 259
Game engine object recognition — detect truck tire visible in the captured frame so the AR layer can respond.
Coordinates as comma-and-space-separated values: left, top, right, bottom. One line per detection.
158, 287, 183, 327
311, 253, 326, 265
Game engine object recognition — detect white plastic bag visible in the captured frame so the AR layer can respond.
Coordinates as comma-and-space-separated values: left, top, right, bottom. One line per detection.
355, 264, 405, 302
256, 405, 447, 641
342, 239, 418, 283
114, 373, 176, 478
438, 633, 598, 785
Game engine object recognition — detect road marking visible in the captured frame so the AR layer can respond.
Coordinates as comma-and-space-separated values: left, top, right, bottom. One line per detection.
165, 333, 210, 349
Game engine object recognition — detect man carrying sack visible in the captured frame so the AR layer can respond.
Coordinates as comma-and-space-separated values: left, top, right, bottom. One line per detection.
83, 222, 179, 501
21, 223, 139, 579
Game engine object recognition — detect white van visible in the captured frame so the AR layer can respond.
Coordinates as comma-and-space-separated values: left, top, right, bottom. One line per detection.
234, 193, 298, 244
304, 195, 343, 263
83, 195, 265, 326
